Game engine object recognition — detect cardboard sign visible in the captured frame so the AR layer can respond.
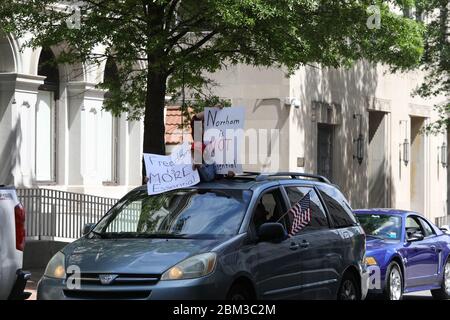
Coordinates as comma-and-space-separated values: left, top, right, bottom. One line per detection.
204, 107, 245, 174
144, 143, 200, 195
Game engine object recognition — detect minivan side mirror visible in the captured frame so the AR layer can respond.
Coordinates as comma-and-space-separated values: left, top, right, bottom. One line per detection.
258, 223, 288, 243
83, 223, 95, 235
407, 231, 424, 242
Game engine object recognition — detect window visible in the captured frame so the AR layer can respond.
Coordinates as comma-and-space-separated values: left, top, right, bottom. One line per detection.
93, 188, 252, 238
418, 217, 436, 237
355, 214, 402, 241
318, 187, 357, 228
101, 57, 120, 184
36, 47, 58, 183
251, 188, 287, 233
317, 123, 334, 180
406, 216, 424, 238
285, 186, 329, 233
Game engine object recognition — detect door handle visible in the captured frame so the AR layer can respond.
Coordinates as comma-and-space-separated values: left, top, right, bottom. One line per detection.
430, 245, 440, 252
300, 240, 310, 248
289, 242, 300, 250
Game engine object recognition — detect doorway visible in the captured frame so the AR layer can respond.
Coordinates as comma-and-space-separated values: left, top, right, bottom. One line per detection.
317, 124, 334, 180
410, 117, 426, 214
368, 111, 390, 207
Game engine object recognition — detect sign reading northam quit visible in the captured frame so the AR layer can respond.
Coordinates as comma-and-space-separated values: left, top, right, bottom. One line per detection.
203, 107, 245, 174
144, 143, 200, 195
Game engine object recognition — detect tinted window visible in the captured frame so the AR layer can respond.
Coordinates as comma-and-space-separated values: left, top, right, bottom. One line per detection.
93, 188, 251, 238
318, 188, 357, 228
285, 186, 329, 232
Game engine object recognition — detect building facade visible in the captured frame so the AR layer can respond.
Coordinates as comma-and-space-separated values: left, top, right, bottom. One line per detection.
1, 30, 448, 224
0, 31, 143, 198
208, 62, 449, 223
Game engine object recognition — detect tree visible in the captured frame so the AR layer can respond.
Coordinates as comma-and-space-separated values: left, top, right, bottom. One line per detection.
411, 0, 449, 133
1, 0, 425, 156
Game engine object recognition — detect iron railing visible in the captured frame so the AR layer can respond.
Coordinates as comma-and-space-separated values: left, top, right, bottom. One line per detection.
436, 215, 450, 228
17, 188, 118, 241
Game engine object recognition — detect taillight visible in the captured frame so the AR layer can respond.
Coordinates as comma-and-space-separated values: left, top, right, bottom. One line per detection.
14, 204, 26, 251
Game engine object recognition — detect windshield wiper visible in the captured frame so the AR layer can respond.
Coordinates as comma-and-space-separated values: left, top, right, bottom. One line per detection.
134, 233, 190, 239
366, 234, 384, 240
90, 231, 107, 239
90, 232, 192, 239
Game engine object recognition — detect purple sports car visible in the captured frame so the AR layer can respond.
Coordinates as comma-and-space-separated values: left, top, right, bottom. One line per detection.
354, 209, 450, 300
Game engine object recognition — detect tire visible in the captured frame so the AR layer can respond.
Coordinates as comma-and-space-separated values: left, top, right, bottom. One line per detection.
431, 259, 450, 300
226, 283, 252, 300
338, 272, 361, 300
384, 262, 403, 300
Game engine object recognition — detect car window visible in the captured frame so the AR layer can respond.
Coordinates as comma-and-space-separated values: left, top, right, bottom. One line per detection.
418, 217, 435, 237
285, 186, 329, 233
251, 188, 288, 233
406, 216, 425, 237
318, 188, 357, 228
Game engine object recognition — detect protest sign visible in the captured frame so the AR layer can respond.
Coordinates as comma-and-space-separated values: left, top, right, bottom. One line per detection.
144, 143, 200, 195
203, 107, 245, 174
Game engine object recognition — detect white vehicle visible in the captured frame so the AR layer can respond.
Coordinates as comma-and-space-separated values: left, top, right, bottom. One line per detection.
0, 185, 30, 300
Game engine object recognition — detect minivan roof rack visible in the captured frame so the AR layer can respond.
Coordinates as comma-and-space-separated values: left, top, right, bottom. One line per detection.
242, 172, 331, 184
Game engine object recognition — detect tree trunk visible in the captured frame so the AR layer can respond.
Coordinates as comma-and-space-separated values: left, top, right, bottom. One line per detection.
142, 71, 168, 182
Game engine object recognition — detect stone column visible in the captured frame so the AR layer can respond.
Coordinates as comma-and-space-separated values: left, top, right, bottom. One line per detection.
0, 73, 45, 187
66, 82, 106, 189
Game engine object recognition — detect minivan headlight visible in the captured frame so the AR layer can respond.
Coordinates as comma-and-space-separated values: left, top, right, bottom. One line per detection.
44, 251, 66, 279
161, 253, 217, 280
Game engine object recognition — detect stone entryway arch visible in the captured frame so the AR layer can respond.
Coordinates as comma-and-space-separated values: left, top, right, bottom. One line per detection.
0, 31, 20, 73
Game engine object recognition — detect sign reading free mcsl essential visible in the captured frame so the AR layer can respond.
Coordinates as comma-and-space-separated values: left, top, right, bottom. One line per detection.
144, 143, 200, 195
143, 107, 245, 195
204, 107, 245, 174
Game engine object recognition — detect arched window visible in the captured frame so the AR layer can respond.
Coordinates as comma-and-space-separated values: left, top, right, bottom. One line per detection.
35, 47, 59, 183
0, 32, 16, 72
38, 48, 60, 98
99, 57, 119, 184
103, 57, 120, 98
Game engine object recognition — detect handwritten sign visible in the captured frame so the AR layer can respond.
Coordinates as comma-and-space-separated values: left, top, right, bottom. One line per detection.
204, 107, 245, 174
144, 143, 200, 195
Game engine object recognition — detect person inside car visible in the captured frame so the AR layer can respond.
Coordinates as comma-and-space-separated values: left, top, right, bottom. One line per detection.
253, 202, 270, 230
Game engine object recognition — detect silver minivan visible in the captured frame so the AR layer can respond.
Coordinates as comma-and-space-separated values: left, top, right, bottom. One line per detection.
38, 173, 369, 300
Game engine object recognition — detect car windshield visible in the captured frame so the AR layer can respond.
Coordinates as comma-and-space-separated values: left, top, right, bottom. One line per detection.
91, 188, 252, 239
355, 213, 402, 241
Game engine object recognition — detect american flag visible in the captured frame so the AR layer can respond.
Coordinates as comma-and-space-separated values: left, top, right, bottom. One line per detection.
288, 192, 311, 237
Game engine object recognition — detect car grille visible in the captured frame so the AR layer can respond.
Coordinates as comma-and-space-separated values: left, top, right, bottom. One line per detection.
76, 273, 160, 286
62, 273, 159, 300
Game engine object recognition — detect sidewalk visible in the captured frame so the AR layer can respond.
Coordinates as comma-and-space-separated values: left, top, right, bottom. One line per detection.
25, 269, 44, 300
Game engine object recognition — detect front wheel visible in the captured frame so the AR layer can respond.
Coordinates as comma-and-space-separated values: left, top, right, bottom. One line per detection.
431, 259, 450, 300
338, 272, 361, 300
384, 262, 403, 300
226, 283, 252, 300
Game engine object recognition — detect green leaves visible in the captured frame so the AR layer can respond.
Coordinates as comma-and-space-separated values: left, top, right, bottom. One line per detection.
0, 0, 428, 132
409, 0, 450, 133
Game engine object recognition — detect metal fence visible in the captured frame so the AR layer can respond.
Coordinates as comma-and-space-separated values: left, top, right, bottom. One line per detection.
436, 215, 450, 228
17, 188, 118, 241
